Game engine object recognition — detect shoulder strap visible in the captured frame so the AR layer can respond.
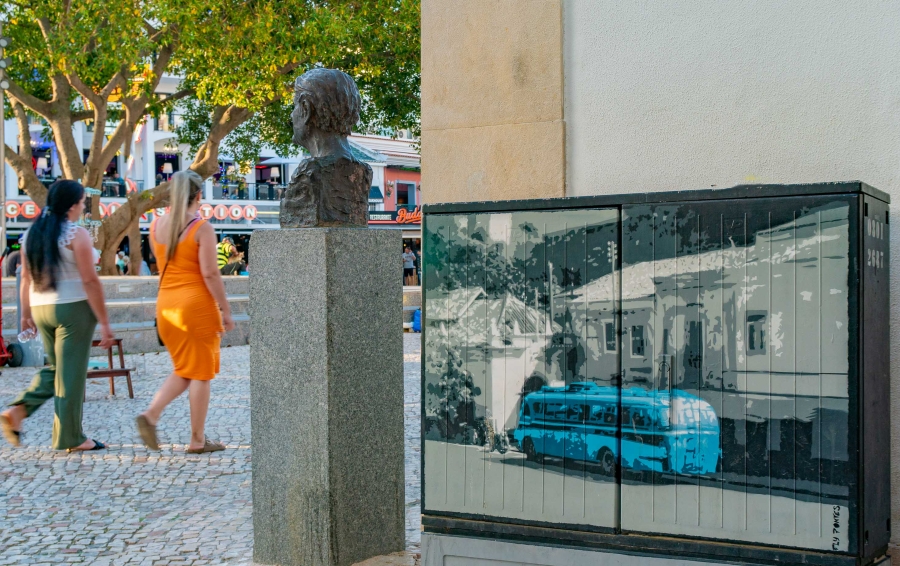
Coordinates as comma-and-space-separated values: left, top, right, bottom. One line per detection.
159, 217, 200, 285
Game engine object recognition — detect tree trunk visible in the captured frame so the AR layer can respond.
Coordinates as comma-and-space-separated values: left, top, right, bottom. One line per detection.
128, 217, 142, 276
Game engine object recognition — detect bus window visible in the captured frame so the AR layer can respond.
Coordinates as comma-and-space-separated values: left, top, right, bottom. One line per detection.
590, 404, 617, 424
523, 403, 531, 417
533, 402, 543, 415
567, 404, 590, 422
631, 408, 649, 428
546, 403, 566, 420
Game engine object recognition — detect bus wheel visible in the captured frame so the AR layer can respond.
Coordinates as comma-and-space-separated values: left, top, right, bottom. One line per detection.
523, 438, 541, 463
597, 447, 615, 476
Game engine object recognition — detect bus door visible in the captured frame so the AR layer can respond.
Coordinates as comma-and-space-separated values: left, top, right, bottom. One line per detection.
564, 399, 589, 462
621, 404, 658, 470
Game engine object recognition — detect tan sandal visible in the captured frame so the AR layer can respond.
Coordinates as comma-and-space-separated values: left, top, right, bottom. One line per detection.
135, 415, 159, 450
0, 413, 20, 447
186, 437, 225, 454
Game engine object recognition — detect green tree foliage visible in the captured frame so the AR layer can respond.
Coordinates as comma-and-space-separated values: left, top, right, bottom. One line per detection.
1, 0, 420, 272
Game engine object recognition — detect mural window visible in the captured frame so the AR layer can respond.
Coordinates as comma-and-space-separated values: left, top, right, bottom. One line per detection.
604, 322, 617, 352
747, 312, 767, 355
523, 403, 531, 417
631, 325, 645, 357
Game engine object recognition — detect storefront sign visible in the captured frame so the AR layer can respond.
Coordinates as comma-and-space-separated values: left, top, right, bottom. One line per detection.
368, 207, 422, 226
213, 205, 230, 220
5, 202, 20, 218
4, 198, 270, 227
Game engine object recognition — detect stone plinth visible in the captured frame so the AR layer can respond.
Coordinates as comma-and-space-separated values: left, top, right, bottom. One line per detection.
250, 228, 405, 566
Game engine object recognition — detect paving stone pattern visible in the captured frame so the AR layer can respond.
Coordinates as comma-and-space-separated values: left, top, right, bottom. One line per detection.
0, 333, 422, 565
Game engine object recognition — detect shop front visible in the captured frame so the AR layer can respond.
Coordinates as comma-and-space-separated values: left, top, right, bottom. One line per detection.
369, 206, 422, 286
3, 196, 420, 284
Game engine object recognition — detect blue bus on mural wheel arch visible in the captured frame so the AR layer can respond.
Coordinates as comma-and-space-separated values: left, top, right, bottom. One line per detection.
513, 383, 720, 476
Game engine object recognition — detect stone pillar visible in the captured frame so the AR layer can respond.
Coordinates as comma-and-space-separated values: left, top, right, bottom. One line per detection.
250, 228, 405, 566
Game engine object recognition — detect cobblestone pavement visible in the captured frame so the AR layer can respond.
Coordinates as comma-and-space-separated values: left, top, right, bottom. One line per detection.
0, 333, 423, 565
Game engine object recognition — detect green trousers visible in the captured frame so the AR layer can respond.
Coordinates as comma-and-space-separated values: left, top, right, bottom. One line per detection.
9, 300, 97, 450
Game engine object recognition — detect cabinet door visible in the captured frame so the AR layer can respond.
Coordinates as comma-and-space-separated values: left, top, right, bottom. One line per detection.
620, 197, 856, 553
422, 208, 621, 529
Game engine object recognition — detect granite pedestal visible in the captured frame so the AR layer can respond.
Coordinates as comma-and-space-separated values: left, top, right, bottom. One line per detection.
250, 228, 405, 566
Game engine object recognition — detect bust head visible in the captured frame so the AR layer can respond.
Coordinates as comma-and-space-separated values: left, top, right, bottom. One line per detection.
291, 68, 361, 156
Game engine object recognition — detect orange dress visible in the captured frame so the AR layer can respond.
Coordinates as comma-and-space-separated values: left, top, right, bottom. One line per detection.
150, 218, 223, 380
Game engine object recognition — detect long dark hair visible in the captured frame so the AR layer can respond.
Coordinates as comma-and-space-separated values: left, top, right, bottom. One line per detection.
26, 180, 85, 292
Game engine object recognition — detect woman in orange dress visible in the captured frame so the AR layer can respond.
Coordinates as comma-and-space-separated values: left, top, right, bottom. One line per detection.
135, 170, 235, 453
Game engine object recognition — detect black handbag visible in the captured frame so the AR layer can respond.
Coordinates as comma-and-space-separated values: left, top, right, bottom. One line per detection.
155, 218, 199, 346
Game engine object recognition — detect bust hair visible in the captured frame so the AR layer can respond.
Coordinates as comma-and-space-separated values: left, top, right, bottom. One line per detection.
294, 68, 361, 135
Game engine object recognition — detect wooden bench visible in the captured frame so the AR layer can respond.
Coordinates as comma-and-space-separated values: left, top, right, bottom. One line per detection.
86, 338, 134, 399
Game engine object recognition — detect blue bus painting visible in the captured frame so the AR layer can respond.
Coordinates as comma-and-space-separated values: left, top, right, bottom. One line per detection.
514, 382, 720, 476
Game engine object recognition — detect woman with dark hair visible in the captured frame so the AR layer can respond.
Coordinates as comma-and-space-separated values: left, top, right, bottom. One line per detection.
136, 170, 234, 453
0, 180, 115, 451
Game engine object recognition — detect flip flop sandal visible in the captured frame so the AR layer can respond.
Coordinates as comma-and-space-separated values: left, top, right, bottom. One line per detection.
0, 414, 21, 447
186, 438, 226, 454
66, 439, 106, 453
135, 415, 160, 450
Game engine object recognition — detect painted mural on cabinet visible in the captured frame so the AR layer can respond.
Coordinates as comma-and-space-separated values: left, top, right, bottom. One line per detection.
423, 197, 853, 552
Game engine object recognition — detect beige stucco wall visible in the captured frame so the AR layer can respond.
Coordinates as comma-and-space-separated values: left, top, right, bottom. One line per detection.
420, 0, 565, 204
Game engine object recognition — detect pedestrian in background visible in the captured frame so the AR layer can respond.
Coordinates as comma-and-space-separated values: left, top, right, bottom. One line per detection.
220, 248, 246, 276
0, 180, 115, 451
136, 170, 235, 454
216, 236, 235, 271
402, 246, 416, 286
3, 241, 21, 277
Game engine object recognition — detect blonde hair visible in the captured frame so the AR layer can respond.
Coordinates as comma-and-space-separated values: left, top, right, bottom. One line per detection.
165, 170, 203, 262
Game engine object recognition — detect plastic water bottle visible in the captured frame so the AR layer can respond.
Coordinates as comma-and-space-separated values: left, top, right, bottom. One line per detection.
17, 328, 36, 343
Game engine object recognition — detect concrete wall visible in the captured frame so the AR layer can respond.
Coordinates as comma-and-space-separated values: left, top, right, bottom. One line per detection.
422, 0, 900, 548
421, 0, 565, 204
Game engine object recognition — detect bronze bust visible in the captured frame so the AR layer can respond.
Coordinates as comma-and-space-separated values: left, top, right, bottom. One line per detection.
280, 68, 372, 228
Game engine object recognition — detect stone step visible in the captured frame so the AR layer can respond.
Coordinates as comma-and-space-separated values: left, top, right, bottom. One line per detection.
2, 294, 249, 329
3, 314, 251, 355
1, 275, 250, 304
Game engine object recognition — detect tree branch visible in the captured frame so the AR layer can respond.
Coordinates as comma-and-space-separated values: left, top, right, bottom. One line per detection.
5, 81, 53, 118
67, 72, 102, 107
165, 88, 194, 105
100, 65, 129, 100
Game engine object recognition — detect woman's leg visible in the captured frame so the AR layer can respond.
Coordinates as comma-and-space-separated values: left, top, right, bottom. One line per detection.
141, 373, 191, 424
187, 379, 211, 449
52, 301, 97, 450
2, 305, 59, 433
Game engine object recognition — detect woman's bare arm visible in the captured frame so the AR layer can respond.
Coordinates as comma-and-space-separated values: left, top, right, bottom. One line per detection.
72, 228, 115, 347
196, 222, 235, 331
19, 257, 34, 332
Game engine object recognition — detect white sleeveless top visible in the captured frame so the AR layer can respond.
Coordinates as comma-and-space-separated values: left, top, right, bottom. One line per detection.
26, 222, 94, 307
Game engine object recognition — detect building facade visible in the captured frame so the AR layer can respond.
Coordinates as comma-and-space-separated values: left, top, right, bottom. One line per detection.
1, 83, 421, 282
